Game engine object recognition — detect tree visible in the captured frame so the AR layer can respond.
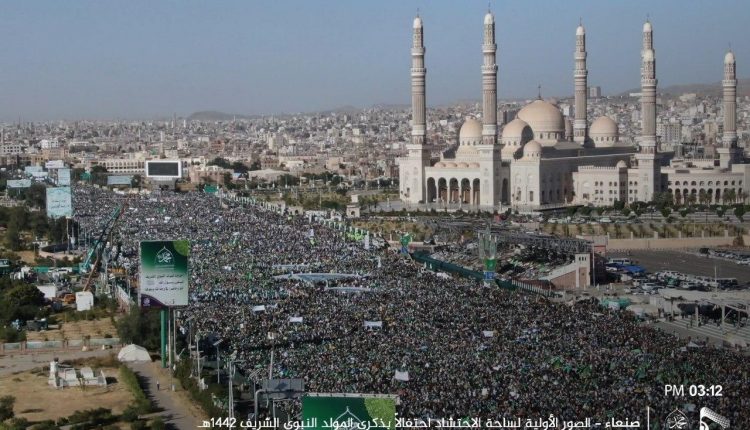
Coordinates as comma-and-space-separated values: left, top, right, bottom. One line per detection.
735, 205, 746, 222
208, 157, 231, 169
4, 225, 21, 251
725, 189, 737, 204
116, 307, 161, 351
660, 207, 671, 219
716, 206, 726, 218
0, 395, 14, 421
230, 161, 249, 174
698, 189, 708, 206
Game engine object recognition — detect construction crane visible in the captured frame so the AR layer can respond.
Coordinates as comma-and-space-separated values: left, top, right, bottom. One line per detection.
82, 203, 126, 292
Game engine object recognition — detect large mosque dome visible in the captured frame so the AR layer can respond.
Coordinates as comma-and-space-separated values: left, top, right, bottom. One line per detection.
459, 118, 482, 144
517, 100, 565, 144
589, 115, 619, 147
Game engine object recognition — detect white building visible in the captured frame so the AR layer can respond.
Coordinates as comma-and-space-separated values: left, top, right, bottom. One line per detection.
398, 16, 749, 210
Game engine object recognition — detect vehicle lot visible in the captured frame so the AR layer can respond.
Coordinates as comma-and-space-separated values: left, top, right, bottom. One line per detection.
608, 249, 750, 285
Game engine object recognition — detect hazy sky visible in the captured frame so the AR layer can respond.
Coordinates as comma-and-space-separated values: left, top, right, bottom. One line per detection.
0, 0, 748, 121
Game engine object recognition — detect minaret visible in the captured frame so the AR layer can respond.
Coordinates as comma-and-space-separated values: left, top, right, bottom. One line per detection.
411, 15, 427, 146
719, 49, 739, 167
635, 19, 661, 202
482, 11, 498, 145
574, 22, 588, 145
399, 14, 431, 204
640, 20, 657, 154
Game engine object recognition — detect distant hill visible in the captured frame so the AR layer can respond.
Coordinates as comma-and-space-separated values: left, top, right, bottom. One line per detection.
617, 78, 750, 98
187, 111, 257, 121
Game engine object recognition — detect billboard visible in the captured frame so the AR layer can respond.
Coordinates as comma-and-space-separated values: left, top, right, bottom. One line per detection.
46, 187, 72, 218
107, 175, 132, 186
302, 395, 396, 430
45, 160, 65, 169
139, 240, 190, 307
7, 179, 32, 188
58, 168, 71, 186
24, 166, 44, 175
145, 160, 182, 179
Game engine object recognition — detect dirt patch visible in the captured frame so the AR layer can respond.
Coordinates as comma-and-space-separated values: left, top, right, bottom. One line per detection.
0, 367, 134, 422
14, 250, 37, 265
26, 317, 118, 341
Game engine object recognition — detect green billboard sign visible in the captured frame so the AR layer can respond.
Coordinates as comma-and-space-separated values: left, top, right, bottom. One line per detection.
139, 240, 190, 308
302, 395, 396, 430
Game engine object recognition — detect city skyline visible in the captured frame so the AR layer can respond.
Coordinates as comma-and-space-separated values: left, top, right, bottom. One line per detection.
0, 0, 748, 121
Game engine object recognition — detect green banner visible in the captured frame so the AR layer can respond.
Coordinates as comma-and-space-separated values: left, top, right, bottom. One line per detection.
484, 258, 497, 272
302, 395, 396, 430
139, 240, 190, 308
204, 184, 218, 194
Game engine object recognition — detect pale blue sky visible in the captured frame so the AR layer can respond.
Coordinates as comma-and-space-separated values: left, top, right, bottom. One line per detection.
0, 0, 747, 120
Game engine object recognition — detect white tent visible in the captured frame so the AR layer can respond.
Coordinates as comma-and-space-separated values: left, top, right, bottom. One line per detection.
117, 344, 152, 362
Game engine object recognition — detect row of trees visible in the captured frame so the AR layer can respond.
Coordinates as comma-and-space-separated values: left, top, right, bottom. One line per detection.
0, 206, 74, 251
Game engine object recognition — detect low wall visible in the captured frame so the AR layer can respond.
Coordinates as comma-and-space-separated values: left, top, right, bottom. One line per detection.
607, 235, 749, 250
1, 338, 121, 354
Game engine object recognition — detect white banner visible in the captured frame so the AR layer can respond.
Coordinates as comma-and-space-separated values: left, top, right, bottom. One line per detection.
482, 330, 495, 338
394, 371, 410, 381
289, 317, 303, 323
252, 305, 266, 312
364, 321, 383, 329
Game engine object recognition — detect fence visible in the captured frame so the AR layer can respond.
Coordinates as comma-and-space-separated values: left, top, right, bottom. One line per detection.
410, 251, 560, 298
1, 338, 121, 354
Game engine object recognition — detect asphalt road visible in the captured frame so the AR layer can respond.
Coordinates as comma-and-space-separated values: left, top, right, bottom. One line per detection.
608, 249, 750, 283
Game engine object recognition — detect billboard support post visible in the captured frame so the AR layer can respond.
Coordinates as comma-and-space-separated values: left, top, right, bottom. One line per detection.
161, 308, 168, 368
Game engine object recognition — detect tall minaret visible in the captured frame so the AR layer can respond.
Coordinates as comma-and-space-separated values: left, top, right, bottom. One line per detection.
399, 14, 431, 204
640, 20, 657, 154
482, 11, 498, 145
411, 15, 427, 146
635, 19, 661, 202
719, 49, 739, 167
574, 22, 588, 145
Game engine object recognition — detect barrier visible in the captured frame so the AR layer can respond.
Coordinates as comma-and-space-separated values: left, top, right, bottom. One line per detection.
89, 337, 121, 346
3, 342, 22, 351
410, 252, 560, 298
26, 340, 64, 350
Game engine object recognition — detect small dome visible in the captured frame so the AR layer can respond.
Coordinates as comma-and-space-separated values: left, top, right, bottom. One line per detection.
523, 140, 542, 158
576, 25, 585, 36
435, 161, 445, 168
643, 49, 655, 61
643, 21, 652, 32
517, 99, 565, 136
590, 116, 618, 136
459, 118, 482, 141
502, 118, 530, 139
413, 16, 422, 29
725, 50, 735, 64
616, 160, 628, 169
469, 162, 480, 168
458, 162, 468, 168
484, 12, 494, 25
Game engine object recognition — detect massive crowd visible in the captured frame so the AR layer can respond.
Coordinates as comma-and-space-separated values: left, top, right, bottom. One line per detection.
73, 186, 750, 425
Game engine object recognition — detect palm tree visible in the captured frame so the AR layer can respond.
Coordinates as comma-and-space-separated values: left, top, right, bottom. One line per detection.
725, 189, 737, 204
698, 190, 708, 206
738, 190, 748, 204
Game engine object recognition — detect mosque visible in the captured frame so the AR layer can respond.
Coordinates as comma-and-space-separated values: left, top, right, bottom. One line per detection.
398, 13, 749, 210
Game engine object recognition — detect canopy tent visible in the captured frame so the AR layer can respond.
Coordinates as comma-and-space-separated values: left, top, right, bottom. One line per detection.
117, 344, 152, 362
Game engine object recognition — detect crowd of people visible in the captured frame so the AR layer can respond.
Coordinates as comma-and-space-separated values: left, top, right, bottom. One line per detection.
73, 186, 750, 425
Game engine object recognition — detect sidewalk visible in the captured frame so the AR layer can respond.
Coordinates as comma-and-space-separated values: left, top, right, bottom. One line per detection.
127, 361, 206, 430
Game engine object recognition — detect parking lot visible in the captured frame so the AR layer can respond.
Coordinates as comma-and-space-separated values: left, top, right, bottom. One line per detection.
608, 249, 750, 285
